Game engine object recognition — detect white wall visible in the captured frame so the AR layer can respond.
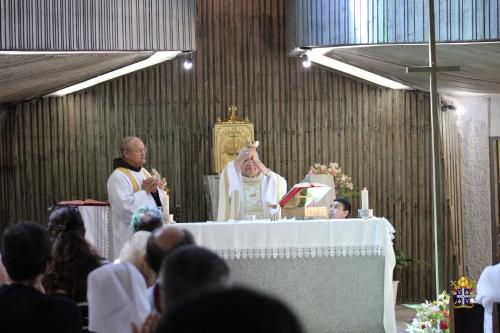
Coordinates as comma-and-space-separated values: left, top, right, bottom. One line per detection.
450, 95, 499, 280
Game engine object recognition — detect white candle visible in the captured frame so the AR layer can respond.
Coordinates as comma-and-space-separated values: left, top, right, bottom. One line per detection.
361, 188, 369, 210
163, 193, 170, 223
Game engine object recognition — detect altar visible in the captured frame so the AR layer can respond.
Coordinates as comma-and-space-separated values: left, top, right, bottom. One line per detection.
177, 218, 397, 333
73, 204, 396, 332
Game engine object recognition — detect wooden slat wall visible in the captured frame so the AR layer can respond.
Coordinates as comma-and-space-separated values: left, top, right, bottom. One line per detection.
0, 0, 465, 302
0, 105, 14, 236
287, 0, 500, 47
0, 0, 196, 51
439, 101, 466, 284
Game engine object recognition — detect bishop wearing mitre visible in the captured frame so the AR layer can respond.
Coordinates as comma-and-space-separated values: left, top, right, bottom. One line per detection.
217, 142, 287, 221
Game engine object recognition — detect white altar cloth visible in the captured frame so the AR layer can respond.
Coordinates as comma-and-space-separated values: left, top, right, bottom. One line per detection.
177, 218, 396, 333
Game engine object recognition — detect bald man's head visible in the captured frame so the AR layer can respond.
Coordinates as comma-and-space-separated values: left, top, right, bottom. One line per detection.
146, 226, 195, 274
120, 136, 146, 168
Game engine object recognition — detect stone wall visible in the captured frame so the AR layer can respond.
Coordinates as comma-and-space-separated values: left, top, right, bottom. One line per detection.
452, 95, 498, 280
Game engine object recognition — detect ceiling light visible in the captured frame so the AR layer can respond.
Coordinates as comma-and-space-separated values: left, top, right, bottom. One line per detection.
45, 51, 181, 97
183, 56, 193, 70
304, 48, 411, 90
302, 54, 312, 68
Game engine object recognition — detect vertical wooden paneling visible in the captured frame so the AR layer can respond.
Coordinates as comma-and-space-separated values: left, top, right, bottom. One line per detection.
287, 0, 500, 48
0, 0, 195, 51
439, 101, 466, 283
0, 0, 465, 303
0, 105, 14, 236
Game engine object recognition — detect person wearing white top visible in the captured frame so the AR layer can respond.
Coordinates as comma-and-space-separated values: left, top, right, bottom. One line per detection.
87, 262, 149, 333
107, 137, 167, 259
217, 146, 287, 221
476, 263, 500, 333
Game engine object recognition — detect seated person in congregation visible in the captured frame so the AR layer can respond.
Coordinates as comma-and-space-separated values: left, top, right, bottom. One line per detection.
0, 222, 82, 333
130, 206, 163, 234
328, 198, 351, 219
217, 145, 287, 221
44, 206, 104, 333
156, 287, 303, 333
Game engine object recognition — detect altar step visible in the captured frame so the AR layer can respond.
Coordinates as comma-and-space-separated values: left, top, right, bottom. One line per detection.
395, 304, 416, 333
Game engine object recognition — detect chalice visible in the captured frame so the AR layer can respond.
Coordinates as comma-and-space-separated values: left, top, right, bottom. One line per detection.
267, 203, 280, 221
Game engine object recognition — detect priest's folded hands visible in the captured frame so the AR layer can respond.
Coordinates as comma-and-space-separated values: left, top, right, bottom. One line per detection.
142, 177, 159, 193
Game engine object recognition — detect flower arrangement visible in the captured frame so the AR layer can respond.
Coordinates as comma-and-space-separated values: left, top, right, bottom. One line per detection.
406, 291, 450, 333
308, 162, 355, 197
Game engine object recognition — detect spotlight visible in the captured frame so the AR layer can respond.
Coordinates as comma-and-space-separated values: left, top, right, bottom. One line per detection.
183, 55, 193, 70
302, 54, 311, 68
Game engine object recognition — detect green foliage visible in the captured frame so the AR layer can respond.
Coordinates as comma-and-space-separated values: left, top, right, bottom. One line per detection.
394, 249, 428, 272
395, 248, 415, 271
338, 188, 359, 199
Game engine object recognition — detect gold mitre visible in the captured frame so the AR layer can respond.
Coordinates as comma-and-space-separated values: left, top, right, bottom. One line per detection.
451, 276, 475, 289
451, 276, 476, 309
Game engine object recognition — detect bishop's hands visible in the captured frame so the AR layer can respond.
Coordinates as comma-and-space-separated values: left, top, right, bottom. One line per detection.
254, 160, 271, 177
142, 177, 159, 193
235, 147, 270, 177
234, 147, 255, 170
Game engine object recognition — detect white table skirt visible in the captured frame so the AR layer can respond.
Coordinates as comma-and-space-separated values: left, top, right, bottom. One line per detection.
78, 205, 113, 260
177, 218, 397, 333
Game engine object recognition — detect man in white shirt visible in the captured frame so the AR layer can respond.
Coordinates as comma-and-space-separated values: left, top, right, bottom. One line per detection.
107, 137, 167, 258
217, 145, 286, 221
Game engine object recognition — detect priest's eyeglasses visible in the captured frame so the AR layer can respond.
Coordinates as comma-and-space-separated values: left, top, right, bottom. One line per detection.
130, 147, 148, 154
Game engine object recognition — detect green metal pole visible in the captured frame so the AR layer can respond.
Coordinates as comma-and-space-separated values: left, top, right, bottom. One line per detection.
427, 0, 443, 298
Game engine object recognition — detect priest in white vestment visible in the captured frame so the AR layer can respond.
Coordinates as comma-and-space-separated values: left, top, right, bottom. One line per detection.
217, 146, 287, 221
107, 137, 167, 259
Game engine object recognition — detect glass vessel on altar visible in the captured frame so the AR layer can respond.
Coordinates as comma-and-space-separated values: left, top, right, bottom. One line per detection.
267, 203, 280, 221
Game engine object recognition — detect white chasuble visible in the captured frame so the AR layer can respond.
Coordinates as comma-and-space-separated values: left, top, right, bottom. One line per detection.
243, 174, 265, 218
217, 161, 287, 221
107, 168, 166, 259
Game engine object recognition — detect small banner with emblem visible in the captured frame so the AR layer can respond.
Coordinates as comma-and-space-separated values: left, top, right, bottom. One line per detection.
451, 276, 476, 309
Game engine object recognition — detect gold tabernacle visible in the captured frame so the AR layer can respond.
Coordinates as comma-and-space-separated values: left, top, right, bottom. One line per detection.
212, 105, 254, 173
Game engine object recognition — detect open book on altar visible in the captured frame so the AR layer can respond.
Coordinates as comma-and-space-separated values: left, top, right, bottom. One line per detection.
279, 183, 330, 208
279, 183, 330, 219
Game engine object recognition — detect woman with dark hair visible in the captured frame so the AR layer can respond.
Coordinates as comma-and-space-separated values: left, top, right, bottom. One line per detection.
43, 206, 104, 333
